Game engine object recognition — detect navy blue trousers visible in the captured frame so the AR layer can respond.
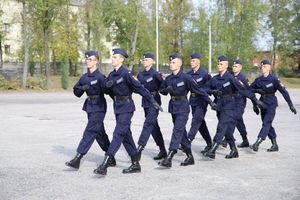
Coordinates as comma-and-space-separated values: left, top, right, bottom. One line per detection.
169, 112, 191, 151
213, 109, 236, 145
234, 106, 248, 138
106, 112, 139, 157
187, 105, 212, 145
258, 106, 277, 140
77, 112, 110, 155
138, 106, 165, 147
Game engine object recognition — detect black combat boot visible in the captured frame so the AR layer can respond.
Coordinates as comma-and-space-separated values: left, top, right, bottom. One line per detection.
204, 142, 219, 159
201, 143, 212, 154
93, 155, 112, 175
122, 155, 141, 174
137, 145, 145, 161
237, 138, 250, 148
267, 138, 279, 152
158, 150, 176, 168
153, 145, 167, 160
250, 138, 264, 152
220, 139, 228, 148
180, 147, 195, 166
109, 156, 117, 167
65, 153, 83, 169
225, 143, 239, 159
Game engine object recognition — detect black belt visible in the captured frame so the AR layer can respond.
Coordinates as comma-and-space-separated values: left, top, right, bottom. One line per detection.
171, 95, 187, 101
216, 94, 234, 99
114, 95, 132, 101
232, 93, 241, 97
191, 93, 199, 97
261, 93, 275, 98
87, 95, 100, 100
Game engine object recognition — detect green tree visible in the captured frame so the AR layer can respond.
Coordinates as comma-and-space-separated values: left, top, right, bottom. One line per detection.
29, 0, 66, 89
61, 53, 69, 89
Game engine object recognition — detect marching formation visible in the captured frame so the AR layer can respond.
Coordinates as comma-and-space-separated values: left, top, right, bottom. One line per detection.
65, 49, 297, 176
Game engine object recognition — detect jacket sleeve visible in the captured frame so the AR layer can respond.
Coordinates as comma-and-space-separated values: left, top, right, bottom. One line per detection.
275, 78, 294, 107
73, 77, 85, 98
187, 76, 212, 104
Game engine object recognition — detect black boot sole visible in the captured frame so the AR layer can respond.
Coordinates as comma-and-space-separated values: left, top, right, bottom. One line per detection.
93, 169, 107, 175
65, 162, 79, 169
122, 168, 141, 174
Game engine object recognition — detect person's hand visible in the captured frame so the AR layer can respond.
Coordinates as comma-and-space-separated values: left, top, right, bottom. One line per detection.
290, 105, 297, 114
255, 89, 266, 95
211, 90, 222, 96
153, 102, 163, 112
209, 102, 218, 111
256, 100, 268, 109
106, 80, 114, 88
253, 105, 259, 115
81, 84, 89, 91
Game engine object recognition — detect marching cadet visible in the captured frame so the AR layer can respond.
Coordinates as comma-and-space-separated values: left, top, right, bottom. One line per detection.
204, 55, 267, 159
65, 50, 115, 169
186, 53, 213, 154
93, 48, 162, 175
231, 59, 252, 148
136, 53, 167, 161
159, 53, 217, 168
250, 60, 297, 152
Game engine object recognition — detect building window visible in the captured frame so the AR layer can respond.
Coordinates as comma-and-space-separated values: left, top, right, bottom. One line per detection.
4, 23, 9, 32
4, 45, 10, 55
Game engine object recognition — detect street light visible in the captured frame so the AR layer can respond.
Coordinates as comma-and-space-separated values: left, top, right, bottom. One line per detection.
155, 0, 159, 71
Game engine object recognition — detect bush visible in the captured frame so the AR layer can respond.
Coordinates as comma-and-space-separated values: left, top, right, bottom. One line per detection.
60, 53, 69, 90
26, 77, 46, 90
277, 66, 294, 77
0, 77, 20, 90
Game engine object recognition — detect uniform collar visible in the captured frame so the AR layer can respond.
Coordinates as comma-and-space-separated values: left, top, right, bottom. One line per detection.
87, 68, 99, 77
172, 70, 183, 78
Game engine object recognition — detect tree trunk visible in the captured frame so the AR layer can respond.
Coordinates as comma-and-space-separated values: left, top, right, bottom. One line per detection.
22, 2, 30, 89
44, 26, 51, 89
0, 40, 3, 69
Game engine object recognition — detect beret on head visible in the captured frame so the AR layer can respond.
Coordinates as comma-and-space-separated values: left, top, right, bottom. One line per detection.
143, 53, 155, 60
190, 53, 202, 60
261, 60, 271, 65
112, 48, 128, 58
169, 53, 182, 61
85, 50, 99, 58
233, 59, 241, 65
218, 55, 228, 62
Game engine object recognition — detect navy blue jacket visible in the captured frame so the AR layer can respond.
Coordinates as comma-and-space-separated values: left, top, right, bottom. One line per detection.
73, 68, 107, 113
106, 66, 155, 114
250, 74, 293, 108
205, 71, 256, 111
186, 68, 211, 107
137, 67, 162, 108
160, 70, 212, 114
233, 72, 249, 108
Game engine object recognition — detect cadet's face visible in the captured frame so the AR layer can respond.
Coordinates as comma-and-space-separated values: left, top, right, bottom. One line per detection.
111, 54, 124, 67
218, 61, 228, 73
232, 64, 242, 73
260, 64, 271, 74
190, 59, 200, 69
169, 58, 182, 71
85, 56, 98, 69
143, 58, 154, 68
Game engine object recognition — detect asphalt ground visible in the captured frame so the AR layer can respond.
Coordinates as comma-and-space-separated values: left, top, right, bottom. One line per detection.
0, 90, 300, 200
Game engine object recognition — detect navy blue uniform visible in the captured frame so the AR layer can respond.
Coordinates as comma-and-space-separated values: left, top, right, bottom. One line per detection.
206, 71, 257, 145
233, 72, 249, 139
160, 71, 212, 151
250, 74, 294, 140
137, 67, 165, 148
186, 68, 212, 145
73, 68, 110, 155
105, 66, 156, 157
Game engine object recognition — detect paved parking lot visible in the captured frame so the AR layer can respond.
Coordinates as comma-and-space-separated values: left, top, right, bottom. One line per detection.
0, 90, 299, 200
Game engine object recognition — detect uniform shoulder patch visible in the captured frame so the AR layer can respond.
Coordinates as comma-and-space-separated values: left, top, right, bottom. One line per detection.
239, 80, 244, 86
